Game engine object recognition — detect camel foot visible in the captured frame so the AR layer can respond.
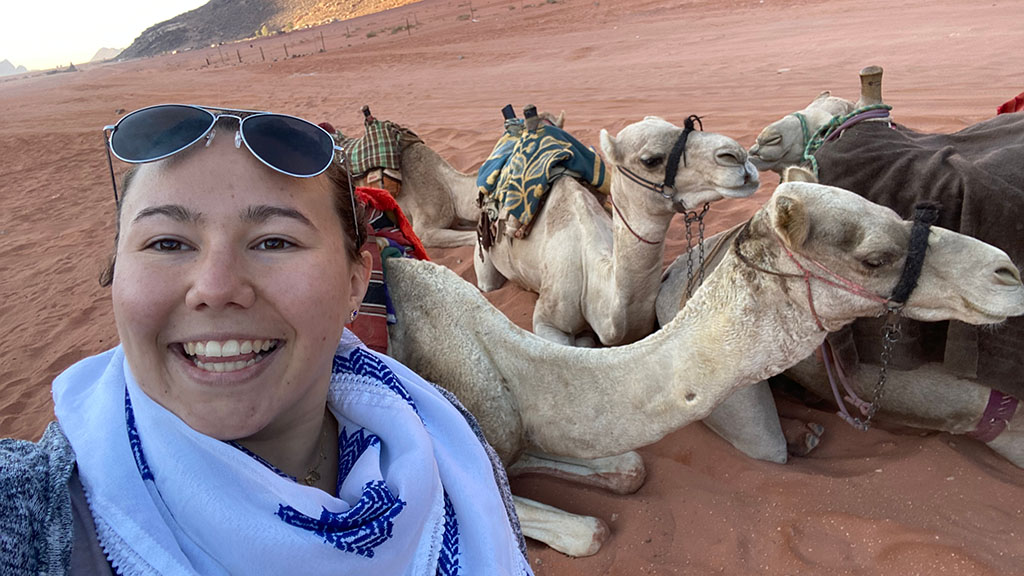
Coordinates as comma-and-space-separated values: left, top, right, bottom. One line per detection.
514, 496, 610, 557
508, 451, 647, 494
781, 417, 825, 457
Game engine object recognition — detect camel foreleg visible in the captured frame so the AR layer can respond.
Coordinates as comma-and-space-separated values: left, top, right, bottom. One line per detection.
702, 381, 792, 464
508, 450, 647, 494
473, 244, 507, 292
513, 496, 610, 557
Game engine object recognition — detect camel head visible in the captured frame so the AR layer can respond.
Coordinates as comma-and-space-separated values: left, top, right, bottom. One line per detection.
748, 91, 855, 176
600, 116, 758, 216
747, 182, 1024, 328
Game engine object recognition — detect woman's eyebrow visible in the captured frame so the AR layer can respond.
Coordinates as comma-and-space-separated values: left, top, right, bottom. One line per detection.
242, 205, 316, 228
132, 205, 202, 224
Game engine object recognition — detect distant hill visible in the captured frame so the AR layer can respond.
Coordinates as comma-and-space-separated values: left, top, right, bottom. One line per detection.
90, 47, 123, 62
0, 59, 28, 76
120, 0, 422, 60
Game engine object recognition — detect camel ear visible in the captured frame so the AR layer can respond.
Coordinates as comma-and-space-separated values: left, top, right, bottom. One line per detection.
813, 90, 832, 102
772, 194, 810, 248
782, 166, 818, 183
600, 129, 622, 166
554, 110, 566, 129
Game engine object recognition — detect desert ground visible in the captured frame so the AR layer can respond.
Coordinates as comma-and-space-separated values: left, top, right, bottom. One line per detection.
1, 0, 1023, 573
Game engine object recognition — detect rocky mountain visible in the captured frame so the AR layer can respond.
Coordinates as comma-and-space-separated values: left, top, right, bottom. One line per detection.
120, 0, 420, 60
0, 59, 28, 76
90, 48, 123, 62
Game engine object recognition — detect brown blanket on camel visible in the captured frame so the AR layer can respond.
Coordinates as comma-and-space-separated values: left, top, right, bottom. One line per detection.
814, 112, 1024, 399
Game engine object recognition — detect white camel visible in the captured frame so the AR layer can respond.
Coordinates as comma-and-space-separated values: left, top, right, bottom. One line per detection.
385, 181, 1024, 556
705, 67, 1024, 467
475, 116, 759, 347
748, 91, 854, 175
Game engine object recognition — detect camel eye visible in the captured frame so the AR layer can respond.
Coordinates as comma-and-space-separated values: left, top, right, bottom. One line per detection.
860, 253, 894, 270
640, 156, 664, 169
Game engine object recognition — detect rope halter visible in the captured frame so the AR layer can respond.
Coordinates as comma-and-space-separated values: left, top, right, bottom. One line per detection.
734, 202, 939, 331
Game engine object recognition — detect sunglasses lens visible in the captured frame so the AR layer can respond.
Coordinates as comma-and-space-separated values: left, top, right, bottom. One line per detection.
109, 105, 215, 162
242, 115, 335, 176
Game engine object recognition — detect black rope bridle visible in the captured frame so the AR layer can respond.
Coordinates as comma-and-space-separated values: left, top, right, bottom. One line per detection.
615, 115, 703, 202
733, 201, 940, 429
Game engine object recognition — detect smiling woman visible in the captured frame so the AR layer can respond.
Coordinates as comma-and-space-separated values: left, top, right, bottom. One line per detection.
0, 105, 533, 575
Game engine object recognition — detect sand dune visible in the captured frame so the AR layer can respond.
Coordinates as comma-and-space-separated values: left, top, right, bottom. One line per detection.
1, 0, 1022, 573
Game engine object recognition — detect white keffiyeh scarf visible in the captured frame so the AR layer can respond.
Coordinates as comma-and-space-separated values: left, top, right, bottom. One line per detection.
53, 332, 532, 576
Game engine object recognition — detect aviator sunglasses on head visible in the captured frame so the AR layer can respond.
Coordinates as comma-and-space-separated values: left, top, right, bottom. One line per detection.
103, 104, 363, 245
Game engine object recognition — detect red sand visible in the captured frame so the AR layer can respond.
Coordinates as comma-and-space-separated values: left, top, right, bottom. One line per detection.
1, 0, 1023, 573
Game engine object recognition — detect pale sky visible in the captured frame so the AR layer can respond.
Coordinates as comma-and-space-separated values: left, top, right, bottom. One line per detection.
2, 1, 209, 71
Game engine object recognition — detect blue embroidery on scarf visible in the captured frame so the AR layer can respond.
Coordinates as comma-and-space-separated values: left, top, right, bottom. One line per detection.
437, 491, 461, 576
124, 388, 154, 481
276, 480, 406, 557
332, 347, 418, 414
337, 427, 381, 485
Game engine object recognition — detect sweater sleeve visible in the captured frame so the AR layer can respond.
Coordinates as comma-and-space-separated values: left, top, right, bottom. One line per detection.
0, 422, 76, 575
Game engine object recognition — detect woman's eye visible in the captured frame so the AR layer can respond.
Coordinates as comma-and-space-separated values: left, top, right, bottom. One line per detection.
255, 238, 293, 251
147, 238, 189, 251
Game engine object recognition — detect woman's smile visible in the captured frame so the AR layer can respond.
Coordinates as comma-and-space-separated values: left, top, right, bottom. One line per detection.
175, 338, 283, 373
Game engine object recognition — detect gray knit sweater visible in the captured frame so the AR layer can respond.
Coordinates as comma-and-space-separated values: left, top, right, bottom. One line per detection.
0, 422, 76, 575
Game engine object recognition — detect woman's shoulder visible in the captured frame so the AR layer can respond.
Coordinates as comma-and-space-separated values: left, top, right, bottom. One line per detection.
0, 421, 76, 480
0, 421, 76, 574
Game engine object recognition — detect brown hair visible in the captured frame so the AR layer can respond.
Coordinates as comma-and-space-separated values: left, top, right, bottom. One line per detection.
99, 161, 367, 287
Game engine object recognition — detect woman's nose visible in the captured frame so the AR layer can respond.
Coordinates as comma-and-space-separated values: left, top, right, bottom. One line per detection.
184, 246, 257, 310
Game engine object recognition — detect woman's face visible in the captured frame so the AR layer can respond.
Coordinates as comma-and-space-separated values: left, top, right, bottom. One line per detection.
113, 130, 369, 441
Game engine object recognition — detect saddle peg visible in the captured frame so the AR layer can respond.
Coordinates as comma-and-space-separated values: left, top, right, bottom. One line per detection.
523, 104, 540, 131
855, 65, 885, 108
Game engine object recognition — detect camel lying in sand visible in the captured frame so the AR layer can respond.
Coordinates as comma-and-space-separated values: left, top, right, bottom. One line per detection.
717, 67, 1024, 467
348, 109, 565, 248
386, 180, 1024, 556
475, 115, 759, 347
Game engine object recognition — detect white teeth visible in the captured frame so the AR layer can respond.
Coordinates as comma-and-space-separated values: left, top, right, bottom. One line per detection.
185, 339, 277, 359
222, 340, 240, 356
193, 358, 258, 373
205, 341, 222, 357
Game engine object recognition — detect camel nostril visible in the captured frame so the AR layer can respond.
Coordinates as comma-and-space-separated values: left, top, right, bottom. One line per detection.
716, 148, 746, 167
995, 266, 1022, 286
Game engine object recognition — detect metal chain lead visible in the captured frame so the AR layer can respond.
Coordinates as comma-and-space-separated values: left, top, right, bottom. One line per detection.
684, 202, 711, 298
859, 310, 902, 429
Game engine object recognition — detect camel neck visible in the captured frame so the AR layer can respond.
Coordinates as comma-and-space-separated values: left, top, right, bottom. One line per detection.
606, 174, 675, 342
511, 216, 831, 458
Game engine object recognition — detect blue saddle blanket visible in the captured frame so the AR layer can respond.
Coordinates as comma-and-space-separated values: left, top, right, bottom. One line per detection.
477, 123, 609, 238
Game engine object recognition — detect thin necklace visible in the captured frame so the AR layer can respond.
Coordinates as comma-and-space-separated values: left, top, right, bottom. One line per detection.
301, 411, 331, 486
